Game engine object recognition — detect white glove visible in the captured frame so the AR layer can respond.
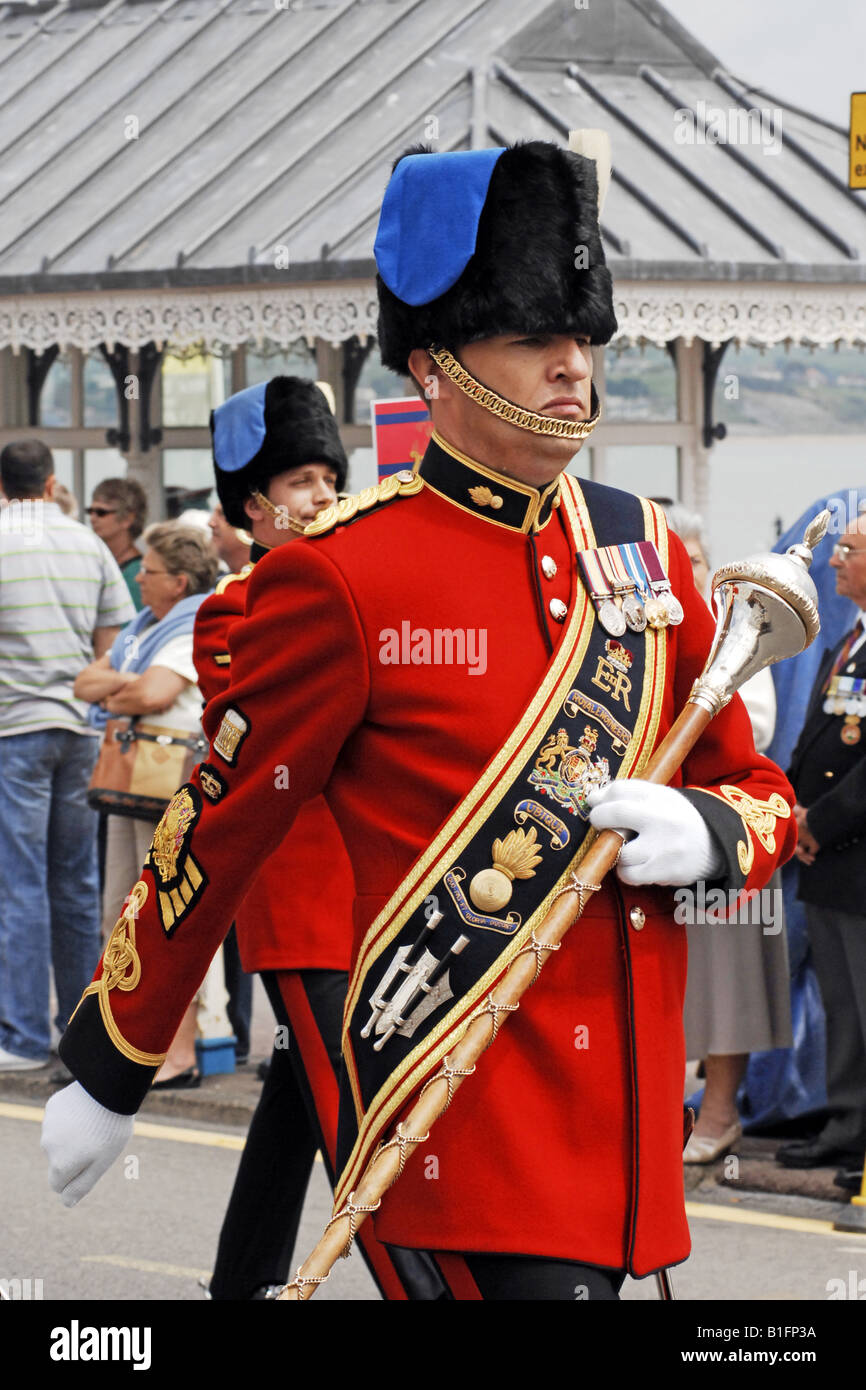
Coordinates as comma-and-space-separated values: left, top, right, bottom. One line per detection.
587, 782, 724, 887
42, 1082, 134, 1208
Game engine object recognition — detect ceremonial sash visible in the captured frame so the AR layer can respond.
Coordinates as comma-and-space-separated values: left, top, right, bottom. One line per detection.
335, 477, 670, 1206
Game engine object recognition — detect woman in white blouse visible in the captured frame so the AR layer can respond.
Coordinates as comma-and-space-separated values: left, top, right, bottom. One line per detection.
75, 523, 218, 1087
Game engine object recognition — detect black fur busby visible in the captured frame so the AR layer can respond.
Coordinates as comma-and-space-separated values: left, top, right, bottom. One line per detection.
375, 141, 617, 376
212, 377, 348, 530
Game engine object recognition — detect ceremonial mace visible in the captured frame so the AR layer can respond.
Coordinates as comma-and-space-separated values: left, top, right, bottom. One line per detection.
278, 512, 829, 1301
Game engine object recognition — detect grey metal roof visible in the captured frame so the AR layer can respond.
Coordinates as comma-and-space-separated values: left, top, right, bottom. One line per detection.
0, 0, 862, 293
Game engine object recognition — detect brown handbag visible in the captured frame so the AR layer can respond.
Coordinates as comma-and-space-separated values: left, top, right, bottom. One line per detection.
88, 718, 208, 821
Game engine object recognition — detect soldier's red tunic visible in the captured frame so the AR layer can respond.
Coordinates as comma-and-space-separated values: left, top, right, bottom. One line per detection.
193, 568, 354, 972
62, 441, 796, 1279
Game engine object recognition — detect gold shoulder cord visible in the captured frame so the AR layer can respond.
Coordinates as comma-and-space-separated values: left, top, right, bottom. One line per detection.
215, 563, 254, 596
303, 470, 423, 538
428, 346, 601, 441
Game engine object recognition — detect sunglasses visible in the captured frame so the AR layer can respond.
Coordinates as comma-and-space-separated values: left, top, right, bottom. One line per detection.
86, 507, 118, 518
832, 543, 866, 560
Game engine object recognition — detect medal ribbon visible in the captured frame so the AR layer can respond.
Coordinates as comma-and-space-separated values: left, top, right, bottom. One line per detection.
822, 622, 865, 693
621, 542, 652, 600
636, 539, 669, 590
578, 547, 612, 600
605, 546, 635, 594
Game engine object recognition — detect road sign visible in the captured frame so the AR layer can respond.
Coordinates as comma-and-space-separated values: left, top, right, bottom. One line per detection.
850, 93, 866, 189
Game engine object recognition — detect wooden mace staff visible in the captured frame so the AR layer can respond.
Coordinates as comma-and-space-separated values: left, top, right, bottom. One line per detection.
278, 512, 829, 1301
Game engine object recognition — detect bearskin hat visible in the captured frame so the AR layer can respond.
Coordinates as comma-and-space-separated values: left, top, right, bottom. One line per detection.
211, 377, 348, 530
375, 141, 617, 376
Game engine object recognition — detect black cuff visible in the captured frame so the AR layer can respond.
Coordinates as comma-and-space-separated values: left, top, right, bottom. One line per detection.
58, 994, 159, 1115
679, 789, 748, 895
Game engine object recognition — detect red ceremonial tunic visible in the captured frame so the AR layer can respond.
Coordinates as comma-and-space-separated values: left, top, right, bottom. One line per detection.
62, 440, 796, 1279
193, 566, 354, 972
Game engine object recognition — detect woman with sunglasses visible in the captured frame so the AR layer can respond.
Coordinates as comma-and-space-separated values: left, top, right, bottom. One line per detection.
86, 479, 148, 611
74, 523, 218, 1087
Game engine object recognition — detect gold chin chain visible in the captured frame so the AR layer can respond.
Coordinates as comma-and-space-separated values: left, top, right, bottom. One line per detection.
428, 345, 601, 441
249, 489, 307, 535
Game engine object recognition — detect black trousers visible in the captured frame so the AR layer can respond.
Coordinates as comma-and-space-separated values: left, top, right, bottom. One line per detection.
209, 969, 441, 1300
222, 925, 252, 1062
432, 1252, 626, 1301
804, 904, 866, 1154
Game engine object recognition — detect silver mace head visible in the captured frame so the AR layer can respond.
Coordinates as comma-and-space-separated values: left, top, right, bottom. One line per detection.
690, 510, 830, 717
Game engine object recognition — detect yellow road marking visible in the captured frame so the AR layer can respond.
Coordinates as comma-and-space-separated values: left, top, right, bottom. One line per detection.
687, 1200, 864, 1237
81, 1255, 209, 1280
0, 1102, 43, 1122
133, 1121, 244, 1150
0, 1098, 322, 1158
0, 1100, 243, 1149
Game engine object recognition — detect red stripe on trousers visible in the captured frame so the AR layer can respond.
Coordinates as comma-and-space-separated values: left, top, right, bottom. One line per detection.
274, 970, 409, 1301
433, 1253, 484, 1301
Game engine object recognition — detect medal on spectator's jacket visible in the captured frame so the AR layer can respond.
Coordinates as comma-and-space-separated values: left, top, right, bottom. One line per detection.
824, 675, 866, 718
577, 547, 627, 636
842, 715, 862, 745
638, 540, 684, 626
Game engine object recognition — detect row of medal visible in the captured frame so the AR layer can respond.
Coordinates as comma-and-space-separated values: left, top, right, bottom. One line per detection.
823, 674, 866, 745
577, 540, 684, 637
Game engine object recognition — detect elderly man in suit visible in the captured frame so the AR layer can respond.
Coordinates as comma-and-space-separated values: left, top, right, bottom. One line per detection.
779, 515, 866, 1174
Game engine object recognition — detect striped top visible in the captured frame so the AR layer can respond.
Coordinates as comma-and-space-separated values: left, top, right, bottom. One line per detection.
0, 500, 136, 737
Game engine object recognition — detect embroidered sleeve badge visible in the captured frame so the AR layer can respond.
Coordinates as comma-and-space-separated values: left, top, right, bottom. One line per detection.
213, 708, 250, 766
147, 785, 208, 935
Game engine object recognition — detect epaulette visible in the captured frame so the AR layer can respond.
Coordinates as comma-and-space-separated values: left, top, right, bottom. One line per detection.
303, 469, 424, 538
214, 562, 254, 596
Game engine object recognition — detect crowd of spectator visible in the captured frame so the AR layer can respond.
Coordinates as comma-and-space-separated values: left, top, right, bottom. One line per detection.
0, 440, 251, 1081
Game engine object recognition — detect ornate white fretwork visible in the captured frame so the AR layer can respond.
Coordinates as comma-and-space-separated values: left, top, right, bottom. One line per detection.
613, 283, 866, 349
0, 284, 380, 355
0, 280, 863, 355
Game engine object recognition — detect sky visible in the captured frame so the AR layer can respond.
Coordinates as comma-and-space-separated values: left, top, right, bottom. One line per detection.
662, 0, 864, 128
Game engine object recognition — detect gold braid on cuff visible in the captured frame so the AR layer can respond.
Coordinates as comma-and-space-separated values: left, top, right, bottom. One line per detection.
428, 345, 601, 440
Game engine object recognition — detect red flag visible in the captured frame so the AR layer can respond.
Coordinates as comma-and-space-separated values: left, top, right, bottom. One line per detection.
371, 398, 432, 480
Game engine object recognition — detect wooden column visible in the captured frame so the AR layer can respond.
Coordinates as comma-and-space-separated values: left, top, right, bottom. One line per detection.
123, 349, 163, 524
675, 338, 710, 517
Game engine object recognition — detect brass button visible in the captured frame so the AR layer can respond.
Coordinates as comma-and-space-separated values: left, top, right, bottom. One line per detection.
629, 906, 645, 931
824, 770, 834, 778
541, 555, 557, 580
395, 469, 415, 483
549, 598, 568, 623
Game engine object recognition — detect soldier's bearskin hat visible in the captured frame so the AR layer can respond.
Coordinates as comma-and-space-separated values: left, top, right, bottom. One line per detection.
374, 141, 617, 376
211, 376, 348, 530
